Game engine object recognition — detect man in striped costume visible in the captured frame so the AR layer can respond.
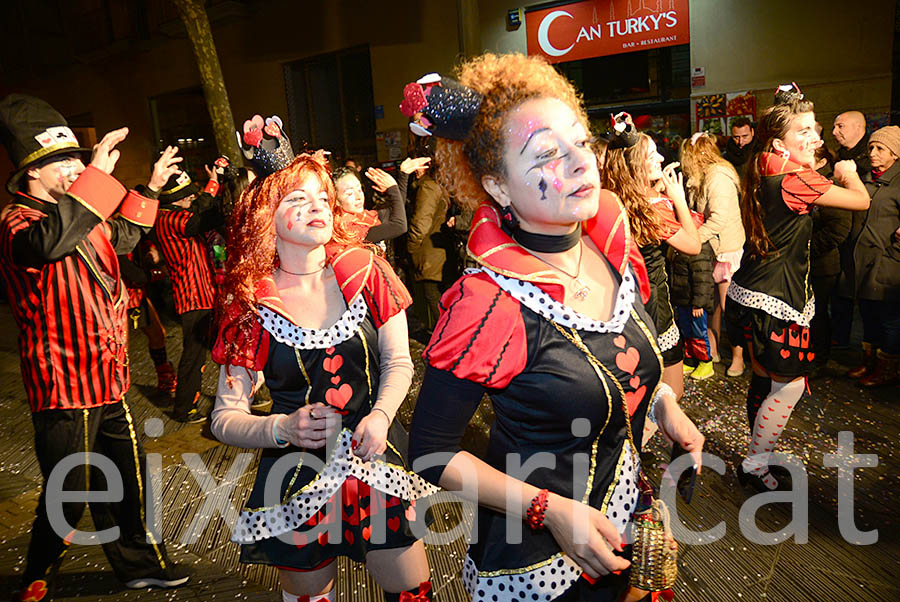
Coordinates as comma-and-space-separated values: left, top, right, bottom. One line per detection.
0, 95, 189, 601
147, 150, 223, 423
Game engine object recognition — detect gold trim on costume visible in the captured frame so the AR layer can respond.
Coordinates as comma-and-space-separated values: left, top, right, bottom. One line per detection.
284, 348, 314, 502
82, 409, 90, 491
162, 179, 190, 195
339, 263, 371, 292
477, 553, 567, 578
121, 400, 167, 568
68, 192, 104, 220
357, 328, 373, 401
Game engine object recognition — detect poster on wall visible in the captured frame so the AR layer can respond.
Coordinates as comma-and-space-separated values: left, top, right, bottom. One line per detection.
697, 117, 726, 136
725, 90, 756, 130
695, 94, 725, 120
525, 0, 690, 64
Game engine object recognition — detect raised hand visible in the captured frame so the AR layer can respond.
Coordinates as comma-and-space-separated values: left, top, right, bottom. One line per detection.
660, 162, 686, 205
148, 145, 183, 192
365, 167, 398, 193
400, 156, 431, 175
90, 127, 129, 175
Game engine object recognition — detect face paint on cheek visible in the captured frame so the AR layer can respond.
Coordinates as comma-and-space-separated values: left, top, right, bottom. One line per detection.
546, 159, 564, 193
538, 177, 548, 200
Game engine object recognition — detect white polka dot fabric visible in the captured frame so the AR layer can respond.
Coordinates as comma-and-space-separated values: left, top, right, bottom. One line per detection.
604, 443, 640, 535
257, 295, 368, 349
463, 553, 582, 602
657, 321, 681, 352
726, 282, 815, 327
461, 443, 641, 602
478, 266, 635, 334
232, 428, 439, 544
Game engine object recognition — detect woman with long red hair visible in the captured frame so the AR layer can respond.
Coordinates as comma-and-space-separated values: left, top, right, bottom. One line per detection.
210, 149, 436, 602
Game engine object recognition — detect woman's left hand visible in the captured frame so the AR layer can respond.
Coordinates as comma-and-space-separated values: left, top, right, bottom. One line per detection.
656, 395, 705, 472
351, 408, 391, 462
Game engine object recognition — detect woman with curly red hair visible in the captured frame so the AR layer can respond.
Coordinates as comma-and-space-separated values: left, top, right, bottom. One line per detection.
210, 150, 437, 602
404, 54, 704, 602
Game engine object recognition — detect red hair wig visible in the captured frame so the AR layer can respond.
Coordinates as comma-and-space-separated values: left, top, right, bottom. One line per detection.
217, 151, 357, 367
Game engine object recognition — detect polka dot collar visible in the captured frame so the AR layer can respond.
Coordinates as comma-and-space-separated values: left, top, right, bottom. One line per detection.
477, 265, 635, 333
257, 295, 368, 349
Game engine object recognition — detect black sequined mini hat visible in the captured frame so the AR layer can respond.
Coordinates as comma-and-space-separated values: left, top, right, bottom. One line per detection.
607, 112, 641, 150
774, 82, 804, 105
400, 73, 483, 141
237, 114, 294, 178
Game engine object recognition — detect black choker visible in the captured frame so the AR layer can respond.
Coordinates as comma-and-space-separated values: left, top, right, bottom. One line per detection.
512, 224, 582, 253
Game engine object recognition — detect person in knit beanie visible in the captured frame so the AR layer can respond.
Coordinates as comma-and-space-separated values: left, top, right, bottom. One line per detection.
869, 125, 900, 172
840, 124, 900, 387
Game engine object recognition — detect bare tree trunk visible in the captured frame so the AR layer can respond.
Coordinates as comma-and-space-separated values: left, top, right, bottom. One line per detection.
171, 0, 241, 163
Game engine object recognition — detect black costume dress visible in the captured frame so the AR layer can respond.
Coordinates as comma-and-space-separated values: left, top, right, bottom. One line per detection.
726, 153, 833, 376
215, 248, 438, 569
410, 199, 669, 602
641, 197, 686, 366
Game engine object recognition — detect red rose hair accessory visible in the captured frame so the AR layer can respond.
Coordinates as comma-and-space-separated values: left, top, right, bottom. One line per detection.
399, 73, 482, 141
236, 114, 294, 178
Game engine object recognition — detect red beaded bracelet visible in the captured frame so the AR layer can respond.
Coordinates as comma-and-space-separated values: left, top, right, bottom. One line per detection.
525, 489, 550, 530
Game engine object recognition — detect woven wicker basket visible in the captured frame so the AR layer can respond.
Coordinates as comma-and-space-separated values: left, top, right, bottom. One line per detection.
629, 499, 677, 591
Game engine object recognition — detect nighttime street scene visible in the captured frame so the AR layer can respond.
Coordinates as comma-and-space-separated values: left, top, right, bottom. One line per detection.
0, 1, 898, 601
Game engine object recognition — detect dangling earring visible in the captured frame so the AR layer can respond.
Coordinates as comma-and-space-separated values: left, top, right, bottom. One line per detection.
499, 205, 519, 229
778, 148, 790, 160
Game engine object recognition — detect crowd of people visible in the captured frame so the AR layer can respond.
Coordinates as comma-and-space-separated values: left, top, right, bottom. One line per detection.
1, 50, 898, 602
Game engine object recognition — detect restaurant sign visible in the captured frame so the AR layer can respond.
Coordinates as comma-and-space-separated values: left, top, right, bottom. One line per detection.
526, 0, 690, 63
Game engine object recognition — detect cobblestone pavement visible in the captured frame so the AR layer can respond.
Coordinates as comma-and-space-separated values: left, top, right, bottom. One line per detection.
0, 301, 898, 601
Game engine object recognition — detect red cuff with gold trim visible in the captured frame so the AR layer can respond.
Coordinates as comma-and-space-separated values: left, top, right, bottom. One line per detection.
118, 190, 158, 227
66, 165, 127, 221
204, 180, 219, 196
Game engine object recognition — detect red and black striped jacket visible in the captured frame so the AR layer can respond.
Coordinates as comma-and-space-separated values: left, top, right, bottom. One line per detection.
0, 166, 157, 413
151, 193, 221, 314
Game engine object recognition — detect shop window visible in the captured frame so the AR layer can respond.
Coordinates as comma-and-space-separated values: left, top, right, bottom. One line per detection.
284, 45, 377, 165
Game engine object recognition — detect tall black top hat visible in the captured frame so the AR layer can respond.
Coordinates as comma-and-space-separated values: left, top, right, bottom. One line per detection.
237, 114, 294, 178
0, 94, 91, 194
400, 73, 483, 141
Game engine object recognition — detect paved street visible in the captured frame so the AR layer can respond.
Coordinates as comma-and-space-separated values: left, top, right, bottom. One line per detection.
0, 300, 897, 601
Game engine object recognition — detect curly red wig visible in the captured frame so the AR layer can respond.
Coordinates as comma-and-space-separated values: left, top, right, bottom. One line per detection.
217, 151, 357, 367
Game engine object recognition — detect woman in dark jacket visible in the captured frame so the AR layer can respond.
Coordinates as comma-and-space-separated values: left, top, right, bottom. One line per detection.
841, 126, 900, 386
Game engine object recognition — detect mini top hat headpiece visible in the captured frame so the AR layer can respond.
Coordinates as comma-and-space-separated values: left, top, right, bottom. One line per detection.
237, 114, 294, 178
400, 73, 483, 140
607, 112, 641, 150
774, 82, 804, 105
0, 94, 91, 194
157, 169, 199, 204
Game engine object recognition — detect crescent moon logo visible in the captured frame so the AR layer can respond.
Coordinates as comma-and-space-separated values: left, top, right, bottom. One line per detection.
537, 10, 575, 57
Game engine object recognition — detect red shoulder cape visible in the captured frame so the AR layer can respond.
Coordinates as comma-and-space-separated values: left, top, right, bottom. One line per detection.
213, 245, 411, 370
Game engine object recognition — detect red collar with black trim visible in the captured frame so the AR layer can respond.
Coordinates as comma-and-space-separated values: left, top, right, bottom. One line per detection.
255, 245, 376, 320
341, 209, 380, 241
466, 190, 651, 303
759, 152, 809, 176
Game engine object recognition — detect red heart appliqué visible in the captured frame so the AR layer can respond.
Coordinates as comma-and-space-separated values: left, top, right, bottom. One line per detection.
779, 348, 791, 359
325, 383, 353, 410
629, 375, 641, 389
323, 355, 344, 374
624, 385, 646, 415
387, 516, 401, 532
616, 347, 640, 375
613, 335, 627, 349
362, 526, 371, 541
344, 529, 354, 545
326, 346, 336, 355
331, 375, 341, 385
